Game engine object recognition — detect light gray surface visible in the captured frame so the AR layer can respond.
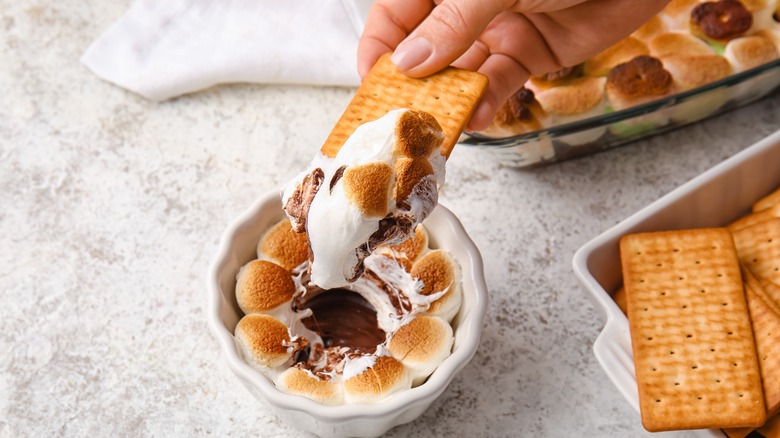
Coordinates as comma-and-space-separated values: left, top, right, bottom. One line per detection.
2, 3, 779, 437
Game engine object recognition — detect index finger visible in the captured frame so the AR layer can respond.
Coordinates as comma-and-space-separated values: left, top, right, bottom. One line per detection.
357, 0, 435, 78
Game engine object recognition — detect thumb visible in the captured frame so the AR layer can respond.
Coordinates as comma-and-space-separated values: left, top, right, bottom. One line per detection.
391, 0, 512, 77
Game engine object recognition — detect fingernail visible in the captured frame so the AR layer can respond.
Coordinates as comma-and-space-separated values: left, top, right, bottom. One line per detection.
391, 37, 432, 71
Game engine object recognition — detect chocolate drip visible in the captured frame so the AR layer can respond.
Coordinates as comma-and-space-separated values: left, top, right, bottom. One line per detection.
299, 290, 384, 354
347, 214, 416, 282
283, 168, 324, 232
363, 268, 412, 315
494, 87, 538, 126
329, 165, 346, 193
346, 175, 437, 282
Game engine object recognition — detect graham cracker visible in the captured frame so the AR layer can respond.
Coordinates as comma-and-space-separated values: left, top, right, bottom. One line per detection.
744, 269, 780, 416
613, 286, 628, 315
754, 186, 780, 213
757, 413, 780, 437
733, 218, 780, 286
723, 426, 754, 438
321, 53, 488, 159
758, 276, 780, 314
620, 228, 766, 431
724, 268, 780, 437
728, 204, 780, 232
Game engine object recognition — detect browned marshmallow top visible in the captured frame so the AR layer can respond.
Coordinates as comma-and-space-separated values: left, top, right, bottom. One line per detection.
691, 0, 753, 41
649, 32, 716, 57
237, 260, 296, 312
492, 87, 546, 132
411, 250, 458, 313
342, 162, 394, 218
534, 76, 606, 116
393, 110, 443, 158
661, 54, 732, 90
585, 36, 650, 76
388, 316, 452, 364
726, 34, 780, 70
393, 158, 434, 203
606, 56, 673, 100
278, 367, 341, 402
259, 219, 309, 270
236, 314, 291, 366
343, 356, 407, 395
384, 225, 427, 261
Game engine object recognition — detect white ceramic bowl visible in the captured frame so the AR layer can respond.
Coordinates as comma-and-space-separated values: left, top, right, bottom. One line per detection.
572, 129, 780, 436
207, 192, 489, 438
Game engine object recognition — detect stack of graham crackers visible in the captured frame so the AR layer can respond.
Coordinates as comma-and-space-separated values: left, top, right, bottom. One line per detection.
615, 185, 780, 436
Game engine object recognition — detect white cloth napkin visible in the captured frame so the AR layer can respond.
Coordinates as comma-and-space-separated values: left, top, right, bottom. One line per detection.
81, 0, 373, 101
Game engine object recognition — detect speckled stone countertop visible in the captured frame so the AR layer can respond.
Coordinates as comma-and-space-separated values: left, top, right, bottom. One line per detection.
2, 3, 780, 438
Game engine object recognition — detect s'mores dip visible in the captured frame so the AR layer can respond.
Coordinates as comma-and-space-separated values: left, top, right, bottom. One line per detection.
232, 55, 486, 405
233, 217, 462, 405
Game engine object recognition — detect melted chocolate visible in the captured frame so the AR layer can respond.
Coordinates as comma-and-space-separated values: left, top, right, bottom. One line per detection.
300, 290, 385, 354
329, 165, 346, 193
283, 168, 324, 232
364, 268, 412, 315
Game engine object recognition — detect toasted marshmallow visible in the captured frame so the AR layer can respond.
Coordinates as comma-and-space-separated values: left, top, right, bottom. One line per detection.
236, 260, 296, 314
531, 76, 607, 126
354, 254, 439, 334
755, 28, 780, 52
235, 218, 463, 405
659, 0, 702, 31
412, 249, 463, 322
343, 356, 412, 404
257, 219, 309, 271
724, 34, 780, 71
632, 15, 668, 42
282, 109, 445, 289
375, 224, 429, 271
690, 0, 754, 44
740, 0, 778, 32
649, 31, 716, 57
277, 367, 344, 406
661, 54, 732, 90
605, 56, 674, 111
584, 36, 650, 76
388, 316, 454, 386
481, 87, 550, 137
235, 314, 292, 369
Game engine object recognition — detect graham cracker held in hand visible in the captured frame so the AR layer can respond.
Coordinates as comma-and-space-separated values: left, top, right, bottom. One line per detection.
321, 53, 488, 159
620, 228, 766, 432
733, 218, 780, 285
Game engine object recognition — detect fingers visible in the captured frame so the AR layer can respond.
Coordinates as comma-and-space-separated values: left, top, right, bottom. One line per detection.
391, 0, 514, 77
463, 12, 556, 131
357, 0, 435, 79
523, 0, 672, 67
509, 0, 590, 13
468, 54, 530, 132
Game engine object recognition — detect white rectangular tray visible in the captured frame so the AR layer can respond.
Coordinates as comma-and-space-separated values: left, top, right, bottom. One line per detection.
572, 129, 780, 436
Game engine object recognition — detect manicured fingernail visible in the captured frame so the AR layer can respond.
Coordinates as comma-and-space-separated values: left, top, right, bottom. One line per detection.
391, 37, 432, 71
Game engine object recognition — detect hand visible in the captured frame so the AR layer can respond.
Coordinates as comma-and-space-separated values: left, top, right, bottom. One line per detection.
358, 0, 670, 132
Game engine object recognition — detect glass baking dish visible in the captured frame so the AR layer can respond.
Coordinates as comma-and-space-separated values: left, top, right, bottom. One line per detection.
460, 58, 780, 168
